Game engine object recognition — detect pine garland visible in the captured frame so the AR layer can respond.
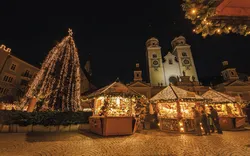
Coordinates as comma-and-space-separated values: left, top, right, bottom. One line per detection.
182, 0, 250, 37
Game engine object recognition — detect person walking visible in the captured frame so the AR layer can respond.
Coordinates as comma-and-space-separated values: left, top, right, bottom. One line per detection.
192, 107, 202, 136
207, 114, 215, 133
209, 106, 223, 134
201, 110, 211, 135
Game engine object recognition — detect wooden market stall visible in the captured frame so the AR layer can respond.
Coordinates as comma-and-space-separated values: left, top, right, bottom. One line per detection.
202, 89, 246, 130
84, 81, 146, 136
150, 84, 205, 133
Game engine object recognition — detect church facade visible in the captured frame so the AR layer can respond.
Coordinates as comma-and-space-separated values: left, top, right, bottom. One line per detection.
128, 36, 209, 98
146, 36, 199, 86
130, 36, 250, 102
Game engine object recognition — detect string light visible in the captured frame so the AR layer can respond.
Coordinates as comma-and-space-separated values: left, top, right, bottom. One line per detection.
179, 122, 183, 126
21, 29, 81, 112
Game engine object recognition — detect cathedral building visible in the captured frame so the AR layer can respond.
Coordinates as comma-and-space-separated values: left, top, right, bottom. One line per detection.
129, 36, 209, 98
146, 36, 199, 86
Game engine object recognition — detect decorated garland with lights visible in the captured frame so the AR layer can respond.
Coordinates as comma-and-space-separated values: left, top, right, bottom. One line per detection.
182, 0, 250, 37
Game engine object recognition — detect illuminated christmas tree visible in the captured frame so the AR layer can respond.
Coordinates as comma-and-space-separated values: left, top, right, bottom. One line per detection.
21, 29, 81, 112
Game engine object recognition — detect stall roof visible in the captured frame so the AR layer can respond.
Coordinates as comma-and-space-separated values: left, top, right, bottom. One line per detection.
216, 0, 250, 17
202, 89, 236, 103
85, 81, 142, 98
150, 85, 204, 101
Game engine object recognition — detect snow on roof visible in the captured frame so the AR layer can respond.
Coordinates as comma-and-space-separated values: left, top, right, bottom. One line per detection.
86, 81, 142, 98
202, 89, 236, 103
150, 85, 204, 101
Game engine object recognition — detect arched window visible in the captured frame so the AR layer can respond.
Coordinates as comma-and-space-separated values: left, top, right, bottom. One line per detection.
182, 52, 187, 57
169, 59, 173, 65
152, 54, 157, 58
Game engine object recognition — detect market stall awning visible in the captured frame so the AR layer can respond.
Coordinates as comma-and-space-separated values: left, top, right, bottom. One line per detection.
202, 88, 236, 103
150, 85, 204, 101
182, 0, 250, 37
85, 81, 142, 98
216, 0, 250, 17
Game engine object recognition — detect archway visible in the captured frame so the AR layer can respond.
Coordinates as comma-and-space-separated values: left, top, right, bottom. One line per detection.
169, 76, 178, 85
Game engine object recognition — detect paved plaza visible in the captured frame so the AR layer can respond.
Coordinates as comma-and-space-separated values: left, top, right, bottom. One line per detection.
0, 130, 250, 156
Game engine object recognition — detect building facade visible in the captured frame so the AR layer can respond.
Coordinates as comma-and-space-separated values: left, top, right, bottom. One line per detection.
128, 63, 208, 98
146, 36, 199, 87
214, 61, 250, 102
0, 45, 39, 100
128, 63, 164, 98
146, 38, 166, 86
129, 36, 205, 99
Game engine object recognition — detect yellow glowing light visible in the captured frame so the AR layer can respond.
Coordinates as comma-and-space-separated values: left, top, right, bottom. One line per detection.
180, 128, 184, 132
217, 29, 221, 33
158, 123, 160, 126
116, 97, 120, 106
191, 9, 197, 14
193, 29, 196, 32
205, 104, 208, 107
179, 122, 183, 126
228, 27, 232, 30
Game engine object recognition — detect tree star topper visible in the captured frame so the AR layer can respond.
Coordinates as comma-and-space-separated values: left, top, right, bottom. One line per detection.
68, 28, 73, 36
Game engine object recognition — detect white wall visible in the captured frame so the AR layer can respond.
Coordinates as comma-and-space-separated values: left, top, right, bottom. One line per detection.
163, 52, 181, 85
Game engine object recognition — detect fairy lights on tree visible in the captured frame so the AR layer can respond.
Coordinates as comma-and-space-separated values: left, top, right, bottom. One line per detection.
21, 29, 81, 112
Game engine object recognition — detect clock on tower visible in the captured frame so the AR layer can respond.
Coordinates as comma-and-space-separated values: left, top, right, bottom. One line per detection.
146, 37, 166, 86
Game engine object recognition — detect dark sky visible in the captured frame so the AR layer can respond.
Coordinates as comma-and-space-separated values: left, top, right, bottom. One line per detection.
1, 0, 250, 87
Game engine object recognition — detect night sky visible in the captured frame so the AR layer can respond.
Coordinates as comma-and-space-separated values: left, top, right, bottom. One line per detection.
1, 0, 250, 87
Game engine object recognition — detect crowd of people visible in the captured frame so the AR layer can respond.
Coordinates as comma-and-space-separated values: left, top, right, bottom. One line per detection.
192, 106, 223, 136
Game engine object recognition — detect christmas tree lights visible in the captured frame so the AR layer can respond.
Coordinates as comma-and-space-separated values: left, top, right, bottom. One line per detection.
21, 29, 81, 112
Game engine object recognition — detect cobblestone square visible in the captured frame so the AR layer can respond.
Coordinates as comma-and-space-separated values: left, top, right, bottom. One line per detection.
0, 130, 250, 156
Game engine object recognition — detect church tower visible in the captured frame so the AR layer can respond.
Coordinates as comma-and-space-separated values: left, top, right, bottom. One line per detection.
221, 61, 239, 81
134, 63, 142, 82
146, 37, 166, 86
171, 36, 199, 82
